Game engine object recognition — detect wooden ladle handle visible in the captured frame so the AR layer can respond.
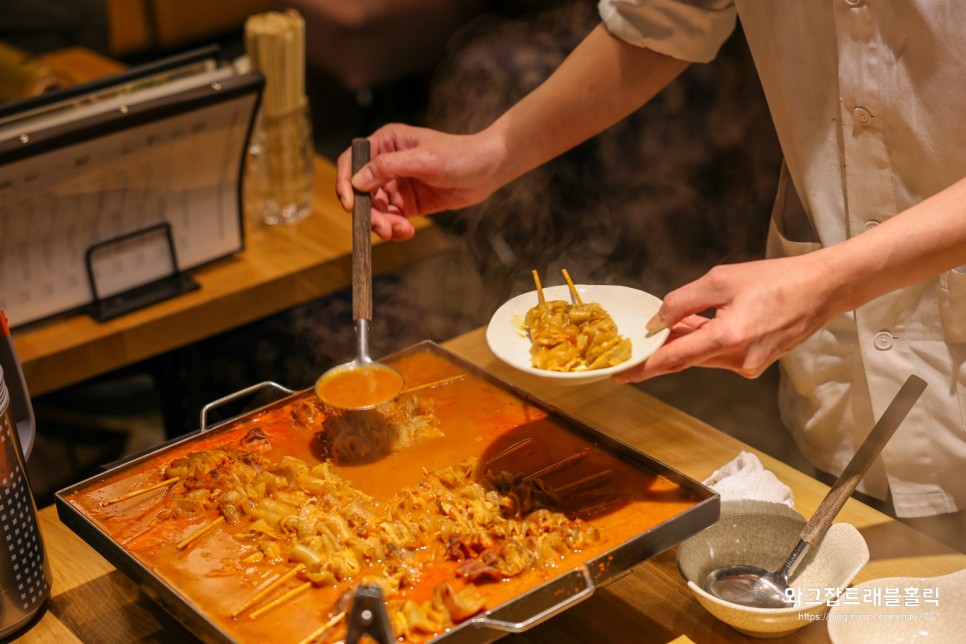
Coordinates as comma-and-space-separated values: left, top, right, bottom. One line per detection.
800, 375, 927, 545
351, 138, 372, 323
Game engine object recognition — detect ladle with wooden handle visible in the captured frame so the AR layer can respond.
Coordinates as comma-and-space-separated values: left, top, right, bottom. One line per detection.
705, 374, 927, 608
314, 138, 403, 411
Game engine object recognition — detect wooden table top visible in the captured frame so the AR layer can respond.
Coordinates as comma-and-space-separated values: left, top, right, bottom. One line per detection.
20, 328, 965, 643
10, 156, 450, 396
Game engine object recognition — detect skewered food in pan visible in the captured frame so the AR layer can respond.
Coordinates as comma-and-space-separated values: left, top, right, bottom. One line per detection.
525, 270, 632, 372
150, 427, 602, 642
62, 347, 704, 644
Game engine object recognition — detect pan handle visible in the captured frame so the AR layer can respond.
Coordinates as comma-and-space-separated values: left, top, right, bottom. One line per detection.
200, 381, 295, 431
469, 566, 595, 633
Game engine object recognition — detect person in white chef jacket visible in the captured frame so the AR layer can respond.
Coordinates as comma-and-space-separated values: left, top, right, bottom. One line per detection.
336, 0, 966, 550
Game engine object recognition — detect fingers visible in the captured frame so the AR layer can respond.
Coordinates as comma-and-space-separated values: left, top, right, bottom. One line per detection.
614, 315, 721, 383
371, 213, 415, 241
614, 317, 776, 384
336, 124, 418, 211
352, 147, 437, 196
646, 271, 728, 334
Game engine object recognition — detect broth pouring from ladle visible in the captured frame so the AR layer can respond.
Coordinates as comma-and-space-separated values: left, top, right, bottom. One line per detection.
705, 374, 927, 609
315, 138, 403, 411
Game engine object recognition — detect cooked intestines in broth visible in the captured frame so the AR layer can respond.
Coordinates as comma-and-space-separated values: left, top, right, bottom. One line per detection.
66, 348, 699, 644
163, 435, 600, 640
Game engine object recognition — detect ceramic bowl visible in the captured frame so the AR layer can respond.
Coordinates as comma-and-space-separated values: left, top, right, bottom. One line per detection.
676, 499, 870, 638
485, 284, 669, 385
827, 569, 966, 643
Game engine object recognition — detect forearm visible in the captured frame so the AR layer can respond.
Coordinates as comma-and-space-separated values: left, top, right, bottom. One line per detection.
481, 23, 690, 186
818, 176, 966, 314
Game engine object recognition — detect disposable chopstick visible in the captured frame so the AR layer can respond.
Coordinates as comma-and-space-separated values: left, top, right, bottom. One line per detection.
175, 515, 225, 550
245, 11, 305, 118
562, 268, 583, 305
101, 477, 179, 507
231, 564, 304, 618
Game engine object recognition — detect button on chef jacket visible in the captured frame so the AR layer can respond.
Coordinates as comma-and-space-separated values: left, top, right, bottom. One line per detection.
599, 0, 966, 518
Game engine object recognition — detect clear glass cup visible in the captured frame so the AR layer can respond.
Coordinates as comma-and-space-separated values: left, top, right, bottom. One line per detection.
246, 101, 314, 225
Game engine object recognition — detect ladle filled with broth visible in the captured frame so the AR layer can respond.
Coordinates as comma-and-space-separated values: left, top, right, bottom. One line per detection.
315, 138, 403, 411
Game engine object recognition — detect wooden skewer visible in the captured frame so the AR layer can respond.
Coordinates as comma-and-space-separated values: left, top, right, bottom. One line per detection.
296, 611, 347, 644
485, 438, 535, 467
561, 268, 583, 305
399, 374, 465, 395
554, 469, 613, 496
575, 495, 628, 520
231, 563, 305, 618
249, 580, 312, 620
176, 515, 225, 550
101, 477, 179, 507
522, 448, 590, 483
532, 269, 546, 304
119, 525, 158, 548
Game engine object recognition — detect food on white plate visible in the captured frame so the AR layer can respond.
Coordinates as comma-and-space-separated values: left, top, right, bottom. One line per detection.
525, 269, 632, 372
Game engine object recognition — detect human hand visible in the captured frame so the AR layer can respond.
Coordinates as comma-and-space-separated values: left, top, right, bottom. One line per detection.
335, 123, 505, 240
615, 255, 837, 382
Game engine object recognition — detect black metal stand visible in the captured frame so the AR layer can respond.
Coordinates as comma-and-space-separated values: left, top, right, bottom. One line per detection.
345, 585, 395, 644
84, 222, 199, 322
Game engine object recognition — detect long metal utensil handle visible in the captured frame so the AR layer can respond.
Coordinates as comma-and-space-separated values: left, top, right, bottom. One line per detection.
800, 374, 927, 545
351, 138, 372, 323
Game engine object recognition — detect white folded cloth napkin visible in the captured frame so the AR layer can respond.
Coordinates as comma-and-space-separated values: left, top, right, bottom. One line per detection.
703, 451, 794, 508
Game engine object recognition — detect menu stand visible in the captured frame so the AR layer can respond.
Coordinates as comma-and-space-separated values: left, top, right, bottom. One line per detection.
0, 46, 262, 329
83, 223, 199, 322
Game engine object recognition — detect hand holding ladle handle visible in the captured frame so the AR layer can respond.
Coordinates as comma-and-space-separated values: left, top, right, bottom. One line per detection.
799, 374, 927, 546
351, 138, 372, 324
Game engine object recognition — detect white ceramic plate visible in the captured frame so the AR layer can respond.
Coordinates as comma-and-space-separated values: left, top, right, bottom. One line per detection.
485, 284, 670, 385
827, 569, 966, 643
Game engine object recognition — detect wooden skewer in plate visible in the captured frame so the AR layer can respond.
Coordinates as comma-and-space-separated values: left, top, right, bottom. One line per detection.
175, 515, 225, 550
484, 438, 536, 467
101, 477, 179, 507
231, 563, 305, 618
399, 374, 464, 395
554, 469, 613, 496
561, 268, 583, 305
532, 269, 546, 304
296, 611, 347, 644
522, 448, 590, 483
575, 495, 629, 520
249, 581, 312, 619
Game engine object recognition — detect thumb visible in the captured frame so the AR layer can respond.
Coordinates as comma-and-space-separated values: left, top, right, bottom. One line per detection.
351, 148, 429, 192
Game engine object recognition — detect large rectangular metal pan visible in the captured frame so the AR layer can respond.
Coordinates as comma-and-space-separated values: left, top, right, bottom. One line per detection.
55, 341, 719, 643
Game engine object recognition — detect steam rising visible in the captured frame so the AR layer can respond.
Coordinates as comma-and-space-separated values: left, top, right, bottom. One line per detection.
291, 2, 782, 385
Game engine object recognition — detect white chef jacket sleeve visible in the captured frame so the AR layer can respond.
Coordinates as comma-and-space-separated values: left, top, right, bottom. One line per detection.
598, 0, 737, 63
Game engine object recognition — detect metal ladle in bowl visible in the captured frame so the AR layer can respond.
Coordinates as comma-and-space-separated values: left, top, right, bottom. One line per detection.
315, 139, 403, 411
705, 374, 927, 609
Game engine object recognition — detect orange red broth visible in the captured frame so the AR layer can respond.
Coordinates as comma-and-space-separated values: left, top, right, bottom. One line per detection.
315, 363, 404, 410
65, 348, 700, 643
